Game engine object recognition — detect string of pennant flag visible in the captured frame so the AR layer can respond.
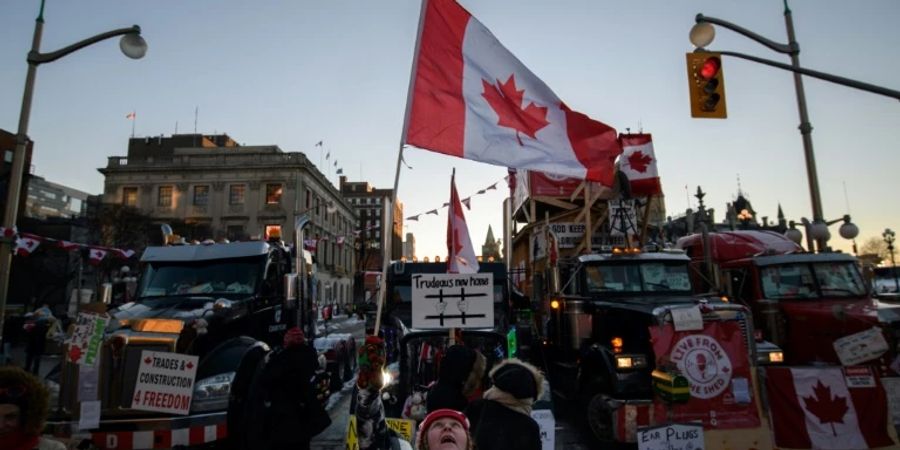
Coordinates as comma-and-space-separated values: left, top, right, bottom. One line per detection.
403, 178, 502, 222
0, 227, 136, 266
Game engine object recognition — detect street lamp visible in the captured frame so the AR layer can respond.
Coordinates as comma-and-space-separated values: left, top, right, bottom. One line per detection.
0, 0, 147, 344
689, 4, 829, 252
883, 228, 899, 294
785, 215, 858, 252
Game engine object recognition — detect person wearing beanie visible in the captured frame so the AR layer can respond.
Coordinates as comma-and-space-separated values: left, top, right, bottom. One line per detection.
0, 367, 65, 450
426, 344, 486, 413
416, 408, 473, 450
243, 326, 330, 450
464, 358, 544, 450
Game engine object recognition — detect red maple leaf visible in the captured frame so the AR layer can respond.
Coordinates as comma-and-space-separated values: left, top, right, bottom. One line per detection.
482, 75, 550, 145
186, 361, 194, 370
802, 380, 849, 436
68, 346, 82, 363
144, 356, 153, 365
627, 150, 653, 173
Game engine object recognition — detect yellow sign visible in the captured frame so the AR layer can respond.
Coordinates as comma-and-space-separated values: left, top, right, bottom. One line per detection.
346, 415, 416, 448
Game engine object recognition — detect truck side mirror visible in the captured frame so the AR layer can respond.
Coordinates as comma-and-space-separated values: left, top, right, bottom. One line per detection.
284, 273, 298, 309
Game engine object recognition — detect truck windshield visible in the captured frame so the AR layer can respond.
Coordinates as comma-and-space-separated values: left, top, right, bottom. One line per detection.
760, 262, 866, 299
584, 262, 692, 294
137, 257, 263, 298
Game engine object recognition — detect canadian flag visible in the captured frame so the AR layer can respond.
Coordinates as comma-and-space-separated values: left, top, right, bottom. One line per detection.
446, 172, 478, 274
766, 366, 894, 449
618, 134, 662, 197
88, 248, 108, 266
15, 234, 41, 256
303, 238, 317, 252
57, 240, 82, 251
404, 0, 622, 185
113, 249, 136, 259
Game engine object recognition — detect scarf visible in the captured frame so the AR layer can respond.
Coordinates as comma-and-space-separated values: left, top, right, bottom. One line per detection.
483, 386, 533, 416
1, 430, 40, 450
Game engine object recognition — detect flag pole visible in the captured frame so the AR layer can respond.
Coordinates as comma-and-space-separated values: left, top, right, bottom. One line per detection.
373, 0, 429, 337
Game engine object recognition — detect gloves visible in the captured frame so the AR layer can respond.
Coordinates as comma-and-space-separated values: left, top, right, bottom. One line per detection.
357, 335, 386, 391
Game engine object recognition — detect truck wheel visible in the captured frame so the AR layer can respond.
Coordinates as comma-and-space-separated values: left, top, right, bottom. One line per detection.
586, 393, 616, 444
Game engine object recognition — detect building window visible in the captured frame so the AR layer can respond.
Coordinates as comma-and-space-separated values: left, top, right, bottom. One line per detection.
227, 225, 245, 241
265, 224, 282, 240
123, 187, 138, 207
230, 184, 245, 205
266, 184, 283, 205
306, 188, 312, 209
194, 185, 209, 206
158, 186, 173, 207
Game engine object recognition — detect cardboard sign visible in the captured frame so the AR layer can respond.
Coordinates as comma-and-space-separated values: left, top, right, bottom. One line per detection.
78, 400, 101, 431
671, 306, 703, 332
638, 423, 704, 450
833, 327, 889, 366
411, 273, 494, 329
346, 415, 415, 449
844, 366, 876, 388
130, 350, 198, 415
67, 312, 109, 367
531, 409, 555, 450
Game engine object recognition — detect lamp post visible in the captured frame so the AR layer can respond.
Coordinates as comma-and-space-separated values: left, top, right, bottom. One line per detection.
784, 214, 858, 252
0, 0, 147, 344
690, 2, 826, 252
293, 202, 337, 338
884, 229, 899, 294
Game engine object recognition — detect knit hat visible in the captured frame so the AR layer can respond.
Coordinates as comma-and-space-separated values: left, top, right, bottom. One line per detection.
416, 408, 470, 448
283, 327, 305, 348
491, 359, 539, 400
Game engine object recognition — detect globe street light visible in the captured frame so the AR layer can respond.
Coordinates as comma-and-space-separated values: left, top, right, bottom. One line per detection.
884, 228, 899, 294
0, 0, 147, 344
785, 215, 858, 252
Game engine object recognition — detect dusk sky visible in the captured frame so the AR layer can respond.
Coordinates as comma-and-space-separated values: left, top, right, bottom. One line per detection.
1, 0, 898, 259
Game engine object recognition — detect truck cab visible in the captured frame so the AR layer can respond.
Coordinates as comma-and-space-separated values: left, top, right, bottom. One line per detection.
540, 248, 773, 446
677, 231, 890, 366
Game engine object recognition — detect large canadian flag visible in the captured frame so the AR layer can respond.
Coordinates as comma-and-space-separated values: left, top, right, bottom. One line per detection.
447, 172, 479, 274
619, 134, 662, 197
404, 0, 622, 185
766, 366, 895, 449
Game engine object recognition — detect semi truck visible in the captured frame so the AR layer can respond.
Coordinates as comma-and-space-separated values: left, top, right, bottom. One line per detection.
42, 235, 347, 449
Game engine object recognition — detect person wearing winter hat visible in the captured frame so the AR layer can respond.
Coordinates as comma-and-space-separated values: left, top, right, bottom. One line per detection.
464, 358, 544, 450
426, 345, 486, 413
0, 367, 65, 450
416, 408, 473, 450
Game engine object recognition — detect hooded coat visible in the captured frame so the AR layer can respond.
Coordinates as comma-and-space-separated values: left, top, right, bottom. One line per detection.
426, 345, 485, 413
465, 359, 544, 450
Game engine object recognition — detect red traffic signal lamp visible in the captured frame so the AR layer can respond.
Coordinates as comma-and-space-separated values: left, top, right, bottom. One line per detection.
687, 52, 727, 118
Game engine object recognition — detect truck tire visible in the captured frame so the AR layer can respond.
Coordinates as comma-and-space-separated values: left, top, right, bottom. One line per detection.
585, 393, 616, 444
225, 340, 269, 450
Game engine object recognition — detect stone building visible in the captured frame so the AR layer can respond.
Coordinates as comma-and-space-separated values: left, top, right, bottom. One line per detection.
98, 133, 356, 306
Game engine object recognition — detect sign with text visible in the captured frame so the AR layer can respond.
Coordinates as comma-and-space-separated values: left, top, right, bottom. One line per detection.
833, 326, 889, 366
531, 409, 555, 450
345, 415, 415, 449
67, 312, 109, 367
130, 350, 199, 415
637, 423, 704, 450
411, 273, 493, 329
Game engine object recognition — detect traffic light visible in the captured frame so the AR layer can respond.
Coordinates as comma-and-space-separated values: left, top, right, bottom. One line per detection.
686, 52, 727, 119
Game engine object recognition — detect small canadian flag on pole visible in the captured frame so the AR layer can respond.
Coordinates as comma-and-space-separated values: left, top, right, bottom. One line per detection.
88, 248, 108, 265
446, 170, 478, 274
619, 134, 662, 197
126, 112, 136, 120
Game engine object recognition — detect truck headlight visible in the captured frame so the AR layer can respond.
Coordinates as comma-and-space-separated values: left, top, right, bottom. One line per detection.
190, 372, 234, 413
768, 351, 784, 363
615, 354, 647, 370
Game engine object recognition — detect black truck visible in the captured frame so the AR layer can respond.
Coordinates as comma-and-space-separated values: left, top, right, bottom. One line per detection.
537, 248, 779, 446
44, 238, 323, 449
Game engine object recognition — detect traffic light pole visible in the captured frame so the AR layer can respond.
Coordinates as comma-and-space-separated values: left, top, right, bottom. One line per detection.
694, 6, 899, 252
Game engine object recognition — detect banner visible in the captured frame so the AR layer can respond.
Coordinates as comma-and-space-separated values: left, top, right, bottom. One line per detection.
649, 320, 760, 429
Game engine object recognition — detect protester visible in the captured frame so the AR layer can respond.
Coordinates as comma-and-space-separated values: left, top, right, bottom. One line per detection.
356, 336, 471, 450
22, 311, 51, 376
0, 366, 65, 450
465, 358, 544, 450
425, 345, 485, 413
245, 327, 330, 450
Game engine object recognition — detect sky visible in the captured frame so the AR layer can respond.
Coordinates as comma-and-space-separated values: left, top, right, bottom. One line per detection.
1, 0, 898, 260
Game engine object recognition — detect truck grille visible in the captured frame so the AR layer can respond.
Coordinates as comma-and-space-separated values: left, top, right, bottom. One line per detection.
59, 342, 172, 415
